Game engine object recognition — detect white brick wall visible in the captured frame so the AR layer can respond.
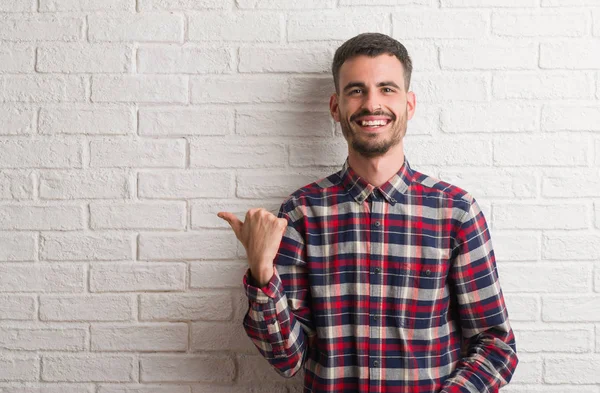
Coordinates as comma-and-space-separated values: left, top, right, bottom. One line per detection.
0, 1, 598, 392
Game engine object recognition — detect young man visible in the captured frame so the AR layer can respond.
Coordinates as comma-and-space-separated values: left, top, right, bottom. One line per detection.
219, 33, 517, 393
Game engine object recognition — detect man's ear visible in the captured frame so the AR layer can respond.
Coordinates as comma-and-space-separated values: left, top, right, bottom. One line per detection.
406, 91, 416, 121
329, 93, 340, 122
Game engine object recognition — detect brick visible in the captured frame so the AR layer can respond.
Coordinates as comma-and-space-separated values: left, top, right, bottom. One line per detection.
439, 170, 537, 199
288, 76, 334, 104
411, 73, 488, 102
289, 141, 348, 167
509, 355, 542, 384
0, 233, 36, 261
1, 75, 85, 103
139, 107, 232, 136
89, 14, 183, 42
441, 103, 538, 133
90, 138, 185, 168
237, 354, 286, 383
493, 11, 587, 37
494, 136, 588, 166
595, 10, 600, 37
495, 72, 594, 99
494, 203, 588, 230
504, 294, 538, 322
39, 170, 129, 199
232, 289, 250, 321
407, 105, 437, 135
0, 355, 38, 381
0, 326, 87, 351
192, 386, 288, 393
0, 139, 82, 169
542, 169, 600, 197
406, 138, 491, 166
90, 202, 185, 230
139, 0, 225, 10
40, 233, 134, 261
288, 10, 389, 42
98, 386, 190, 393
0, 45, 34, 73
0, 16, 83, 41
190, 200, 280, 229
0, 107, 34, 136
140, 292, 232, 321
500, 386, 596, 393
91, 323, 187, 351
0, 0, 35, 11
238, 0, 334, 7
92, 75, 187, 104
191, 322, 254, 352
543, 104, 600, 132
42, 355, 135, 382
40, 295, 134, 322
40, 0, 134, 11
138, 171, 233, 199
515, 327, 592, 353
499, 263, 590, 293
0, 171, 34, 200
543, 0, 600, 4
191, 76, 287, 104
340, 0, 430, 4
190, 261, 247, 289
40, 106, 134, 135
0, 205, 83, 230
190, 139, 286, 168
239, 47, 331, 73
0, 295, 36, 320
542, 233, 600, 261
543, 296, 600, 321
442, 0, 536, 5
138, 232, 238, 260
90, 262, 186, 292
0, 385, 94, 393
0, 264, 85, 293
37, 44, 132, 73
541, 40, 600, 69
595, 267, 600, 293
492, 232, 540, 262
188, 12, 281, 42
544, 357, 600, 384
394, 11, 487, 39
401, 41, 438, 73
235, 109, 332, 137
138, 45, 231, 74
440, 42, 537, 70
140, 355, 234, 382
236, 171, 325, 199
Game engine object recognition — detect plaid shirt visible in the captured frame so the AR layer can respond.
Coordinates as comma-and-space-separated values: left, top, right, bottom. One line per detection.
243, 156, 517, 393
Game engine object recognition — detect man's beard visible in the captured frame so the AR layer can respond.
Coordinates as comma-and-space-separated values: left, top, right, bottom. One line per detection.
340, 109, 407, 159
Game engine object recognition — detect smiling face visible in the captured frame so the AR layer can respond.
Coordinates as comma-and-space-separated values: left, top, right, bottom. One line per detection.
330, 54, 416, 159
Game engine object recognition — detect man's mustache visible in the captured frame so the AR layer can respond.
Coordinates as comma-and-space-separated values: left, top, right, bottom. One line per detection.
350, 109, 396, 122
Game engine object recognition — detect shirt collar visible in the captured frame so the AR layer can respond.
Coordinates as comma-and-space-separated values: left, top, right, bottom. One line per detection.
340, 156, 414, 205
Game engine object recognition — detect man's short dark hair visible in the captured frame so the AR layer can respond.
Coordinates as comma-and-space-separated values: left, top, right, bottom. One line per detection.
332, 32, 413, 93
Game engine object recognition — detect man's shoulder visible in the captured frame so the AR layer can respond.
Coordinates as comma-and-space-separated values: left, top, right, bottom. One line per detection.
410, 167, 475, 207
286, 170, 343, 202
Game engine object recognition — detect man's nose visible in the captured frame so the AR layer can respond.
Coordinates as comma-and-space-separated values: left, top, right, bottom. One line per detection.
362, 93, 381, 113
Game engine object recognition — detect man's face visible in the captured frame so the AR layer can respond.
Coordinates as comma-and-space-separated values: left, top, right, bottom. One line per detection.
330, 54, 416, 158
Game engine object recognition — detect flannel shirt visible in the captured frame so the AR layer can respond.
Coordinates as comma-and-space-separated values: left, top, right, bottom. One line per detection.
242, 156, 517, 393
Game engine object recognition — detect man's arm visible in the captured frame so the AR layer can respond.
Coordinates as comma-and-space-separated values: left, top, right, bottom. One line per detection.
220, 203, 314, 378
440, 196, 518, 393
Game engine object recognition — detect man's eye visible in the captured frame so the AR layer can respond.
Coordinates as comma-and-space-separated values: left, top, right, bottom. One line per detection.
349, 89, 362, 95
382, 87, 394, 93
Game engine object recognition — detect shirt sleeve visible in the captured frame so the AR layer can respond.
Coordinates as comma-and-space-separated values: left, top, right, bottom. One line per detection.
440, 196, 518, 393
242, 200, 314, 378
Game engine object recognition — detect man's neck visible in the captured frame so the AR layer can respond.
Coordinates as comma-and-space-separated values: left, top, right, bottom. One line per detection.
347, 143, 405, 188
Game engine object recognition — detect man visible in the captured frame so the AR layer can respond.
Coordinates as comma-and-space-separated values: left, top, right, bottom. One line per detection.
218, 33, 517, 393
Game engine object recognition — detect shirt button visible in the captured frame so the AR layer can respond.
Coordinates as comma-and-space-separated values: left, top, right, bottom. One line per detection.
373, 359, 380, 368
374, 267, 381, 274
425, 269, 431, 276
373, 221, 381, 227
372, 315, 378, 322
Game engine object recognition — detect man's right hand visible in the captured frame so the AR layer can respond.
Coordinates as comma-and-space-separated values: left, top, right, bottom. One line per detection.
217, 208, 288, 287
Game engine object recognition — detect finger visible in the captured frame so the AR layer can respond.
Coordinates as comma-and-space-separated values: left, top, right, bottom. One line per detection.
277, 217, 288, 232
217, 211, 244, 240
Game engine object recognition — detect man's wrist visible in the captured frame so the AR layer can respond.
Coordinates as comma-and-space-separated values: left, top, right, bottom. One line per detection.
249, 266, 274, 287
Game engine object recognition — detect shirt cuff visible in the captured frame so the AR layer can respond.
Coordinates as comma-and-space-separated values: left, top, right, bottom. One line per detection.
243, 266, 283, 304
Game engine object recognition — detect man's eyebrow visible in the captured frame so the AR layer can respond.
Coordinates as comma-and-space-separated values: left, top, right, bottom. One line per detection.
342, 82, 366, 92
377, 81, 400, 89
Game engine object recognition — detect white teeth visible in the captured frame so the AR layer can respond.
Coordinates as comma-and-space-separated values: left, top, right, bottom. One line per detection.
361, 120, 387, 126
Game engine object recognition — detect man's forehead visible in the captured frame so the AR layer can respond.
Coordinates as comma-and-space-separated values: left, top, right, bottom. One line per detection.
338, 54, 405, 86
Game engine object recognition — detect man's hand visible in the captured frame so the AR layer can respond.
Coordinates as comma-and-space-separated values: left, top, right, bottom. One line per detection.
218, 208, 288, 287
